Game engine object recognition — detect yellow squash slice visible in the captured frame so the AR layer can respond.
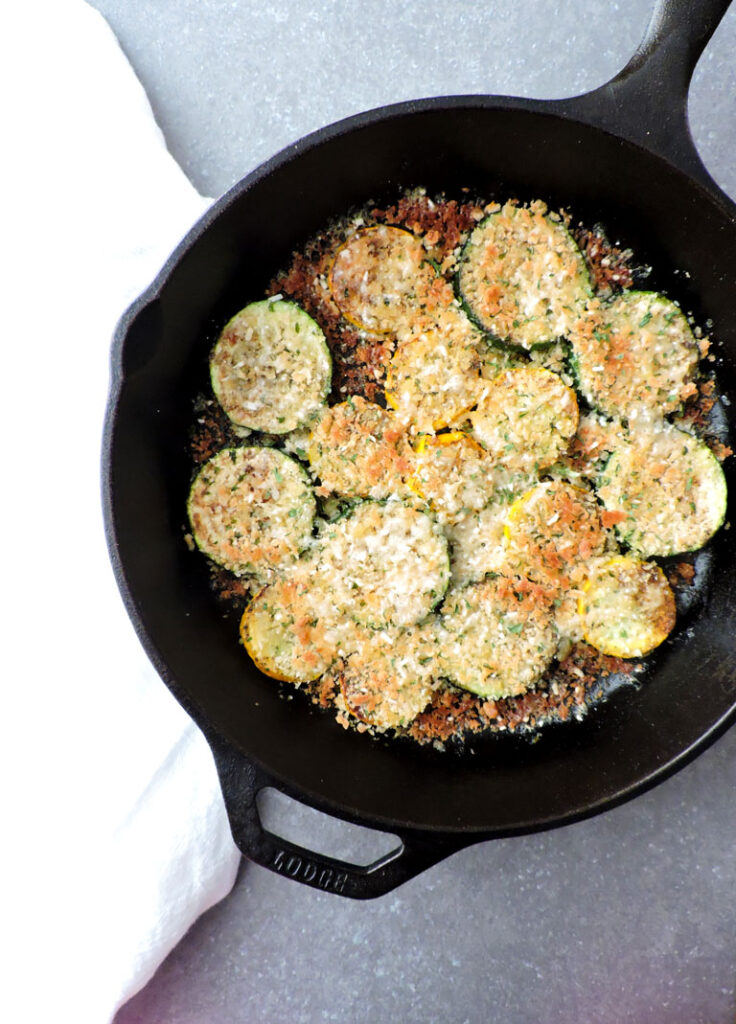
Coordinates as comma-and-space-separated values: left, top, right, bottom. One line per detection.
578, 555, 676, 658
470, 365, 579, 473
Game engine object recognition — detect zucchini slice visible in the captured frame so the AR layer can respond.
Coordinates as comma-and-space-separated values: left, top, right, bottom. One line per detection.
570, 291, 699, 420
333, 624, 439, 730
456, 200, 591, 349
240, 575, 336, 683
187, 446, 315, 577
438, 576, 557, 699
597, 424, 728, 556
504, 480, 608, 591
312, 499, 450, 629
210, 298, 331, 433
385, 309, 482, 433
307, 397, 413, 500
578, 555, 676, 658
409, 431, 498, 524
470, 365, 579, 473
328, 225, 442, 334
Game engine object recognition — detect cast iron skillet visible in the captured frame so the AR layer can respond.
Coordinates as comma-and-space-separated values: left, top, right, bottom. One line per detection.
104, 0, 736, 898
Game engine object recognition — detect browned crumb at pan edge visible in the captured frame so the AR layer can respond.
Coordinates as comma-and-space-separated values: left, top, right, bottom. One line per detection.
570, 223, 635, 295
298, 641, 638, 745
403, 643, 638, 744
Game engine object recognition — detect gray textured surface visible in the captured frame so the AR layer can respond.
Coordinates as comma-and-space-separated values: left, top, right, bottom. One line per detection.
91, 0, 736, 201
92, 1, 736, 1021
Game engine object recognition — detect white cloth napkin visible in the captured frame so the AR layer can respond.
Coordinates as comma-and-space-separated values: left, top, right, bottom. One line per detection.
2, 2, 241, 1020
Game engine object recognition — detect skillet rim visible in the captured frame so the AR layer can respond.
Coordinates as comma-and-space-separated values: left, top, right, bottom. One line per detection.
103, 93, 736, 839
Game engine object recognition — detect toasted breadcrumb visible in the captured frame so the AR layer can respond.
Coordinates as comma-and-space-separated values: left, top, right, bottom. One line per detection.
191, 189, 728, 745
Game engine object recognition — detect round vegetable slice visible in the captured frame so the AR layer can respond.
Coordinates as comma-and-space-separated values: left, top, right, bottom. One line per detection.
409, 431, 497, 524
470, 365, 579, 473
187, 446, 315, 577
438, 576, 557, 699
333, 624, 439, 730
210, 298, 331, 433
313, 499, 450, 629
597, 424, 728, 556
504, 480, 607, 590
240, 575, 335, 683
570, 291, 699, 420
385, 317, 481, 433
579, 556, 676, 658
456, 200, 591, 349
328, 225, 437, 334
307, 397, 412, 500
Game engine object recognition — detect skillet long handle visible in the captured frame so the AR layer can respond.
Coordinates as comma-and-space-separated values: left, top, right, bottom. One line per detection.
209, 734, 467, 899
555, 0, 733, 192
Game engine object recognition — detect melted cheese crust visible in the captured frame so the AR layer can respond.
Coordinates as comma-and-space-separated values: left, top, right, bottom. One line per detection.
329, 225, 435, 334
471, 366, 579, 473
333, 624, 439, 730
307, 397, 413, 500
385, 307, 482, 433
312, 500, 450, 629
504, 480, 608, 592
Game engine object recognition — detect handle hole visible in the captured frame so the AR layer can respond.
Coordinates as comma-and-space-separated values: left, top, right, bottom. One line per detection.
257, 788, 400, 867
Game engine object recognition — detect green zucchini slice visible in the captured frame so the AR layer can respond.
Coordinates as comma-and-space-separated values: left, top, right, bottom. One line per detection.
570, 291, 699, 419
597, 424, 728, 556
312, 499, 450, 629
438, 576, 557, 699
456, 201, 591, 349
210, 298, 332, 433
187, 446, 315, 577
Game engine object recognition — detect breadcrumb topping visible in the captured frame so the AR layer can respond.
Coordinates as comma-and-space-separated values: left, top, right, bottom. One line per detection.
188, 188, 729, 745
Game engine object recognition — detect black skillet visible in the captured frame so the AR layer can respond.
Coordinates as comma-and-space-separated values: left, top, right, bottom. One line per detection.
103, 0, 736, 898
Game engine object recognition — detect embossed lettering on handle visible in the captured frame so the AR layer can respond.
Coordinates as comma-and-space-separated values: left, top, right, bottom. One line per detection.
208, 735, 467, 899
272, 849, 349, 894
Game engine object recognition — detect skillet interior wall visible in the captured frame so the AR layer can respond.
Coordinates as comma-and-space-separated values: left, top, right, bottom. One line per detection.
109, 102, 736, 836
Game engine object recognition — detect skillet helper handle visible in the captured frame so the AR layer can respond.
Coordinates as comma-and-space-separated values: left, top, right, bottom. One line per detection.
556, 0, 733, 191
209, 736, 465, 899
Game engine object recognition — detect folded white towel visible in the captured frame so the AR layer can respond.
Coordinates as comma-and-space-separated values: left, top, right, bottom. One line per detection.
3, 2, 241, 1020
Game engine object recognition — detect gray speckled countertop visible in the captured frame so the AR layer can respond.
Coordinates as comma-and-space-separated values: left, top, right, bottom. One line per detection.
92, 2, 736, 1021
